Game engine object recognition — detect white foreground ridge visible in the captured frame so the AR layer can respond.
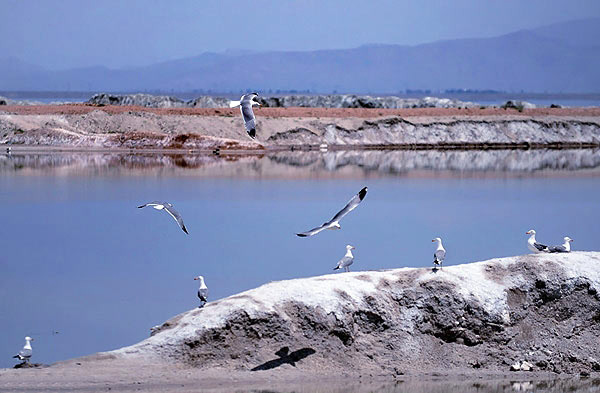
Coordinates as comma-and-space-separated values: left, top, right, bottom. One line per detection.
113, 252, 600, 358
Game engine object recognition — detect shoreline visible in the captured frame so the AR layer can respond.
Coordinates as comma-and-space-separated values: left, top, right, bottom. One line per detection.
2, 103, 600, 117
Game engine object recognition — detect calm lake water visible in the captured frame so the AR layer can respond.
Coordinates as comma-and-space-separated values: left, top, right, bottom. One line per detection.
1, 150, 599, 373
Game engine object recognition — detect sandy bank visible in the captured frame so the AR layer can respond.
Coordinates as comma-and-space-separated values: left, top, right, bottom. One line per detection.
1, 105, 600, 150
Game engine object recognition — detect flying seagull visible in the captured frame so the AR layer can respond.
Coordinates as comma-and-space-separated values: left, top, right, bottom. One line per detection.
137, 201, 189, 234
229, 93, 261, 139
194, 275, 208, 308
296, 187, 368, 237
13, 336, 33, 363
525, 229, 549, 253
432, 237, 446, 269
333, 245, 355, 272
548, 236, 573, 253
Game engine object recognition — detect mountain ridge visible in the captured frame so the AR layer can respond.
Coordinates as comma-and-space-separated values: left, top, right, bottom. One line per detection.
1, 18, 599, 93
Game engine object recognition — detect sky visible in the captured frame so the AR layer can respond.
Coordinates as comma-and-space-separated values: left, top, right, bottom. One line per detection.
1, 0, 600, 70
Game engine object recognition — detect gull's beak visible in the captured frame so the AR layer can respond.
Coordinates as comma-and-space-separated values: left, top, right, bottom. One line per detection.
193, 277, 198, 280
526, 231, 531, 234
352, 246, 355, 250
432, 239, 435, 242
569, 239, 573, 242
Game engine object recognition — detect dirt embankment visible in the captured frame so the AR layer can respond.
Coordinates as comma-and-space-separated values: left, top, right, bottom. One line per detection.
110, 252, 600, 376
1, 105, 599, 150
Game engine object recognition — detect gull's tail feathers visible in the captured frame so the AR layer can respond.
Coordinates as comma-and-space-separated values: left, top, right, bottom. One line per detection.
229, 100, 241, 108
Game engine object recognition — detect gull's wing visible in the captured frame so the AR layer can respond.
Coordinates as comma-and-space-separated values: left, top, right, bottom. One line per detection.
434, 249, 446, 262
533, 242, 548, 252
334, 256, 353, 270
18, 348, 32, 359
163, 205, 189, 234
137, 201, 162, 209
296, 223, 329, 237
329, 187, 368, 223
549, 245, 567, 253
240, 101, 256, 139
198, 288, 208, 302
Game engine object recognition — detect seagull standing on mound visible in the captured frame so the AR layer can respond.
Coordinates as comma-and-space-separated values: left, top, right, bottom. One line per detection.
549, 236, 573, 253
333, 245, 355, 272
297, 187, 368, 237
230, 93, 261, 139
13, 336, 33, 363
525, 229, 549, 253
432, 237, 446, 269
137, 201, 189, 234
194, 275, 208, 308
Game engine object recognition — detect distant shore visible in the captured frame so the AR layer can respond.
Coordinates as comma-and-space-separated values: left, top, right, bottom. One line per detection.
1, 105, 599, 151
2, 103, 600, 117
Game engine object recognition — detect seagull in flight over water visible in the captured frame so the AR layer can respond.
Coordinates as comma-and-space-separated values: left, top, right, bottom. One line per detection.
230, 93, 261, 139
296, 187, 368, 237
138, 201, 189, 234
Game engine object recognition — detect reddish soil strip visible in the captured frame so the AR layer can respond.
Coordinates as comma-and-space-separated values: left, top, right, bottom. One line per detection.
2, 104, 599, 117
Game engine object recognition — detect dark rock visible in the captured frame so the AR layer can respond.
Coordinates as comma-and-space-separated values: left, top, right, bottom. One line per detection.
87, 93, 186, 108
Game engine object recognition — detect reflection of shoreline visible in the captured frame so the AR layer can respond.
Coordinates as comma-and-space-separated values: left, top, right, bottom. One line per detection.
1, 149, 600, 177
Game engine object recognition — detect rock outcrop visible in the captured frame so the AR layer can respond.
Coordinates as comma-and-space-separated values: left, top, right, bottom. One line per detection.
112, 252, 600, 375
256, 95, 479, 109
85, 93, 478, 109
87, 93, 188, 108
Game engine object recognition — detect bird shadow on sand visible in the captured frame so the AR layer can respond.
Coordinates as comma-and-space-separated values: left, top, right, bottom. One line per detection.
251, 347, 316, 371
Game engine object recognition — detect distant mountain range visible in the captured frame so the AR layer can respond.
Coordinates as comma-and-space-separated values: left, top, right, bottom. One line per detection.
1, 18, 599, 93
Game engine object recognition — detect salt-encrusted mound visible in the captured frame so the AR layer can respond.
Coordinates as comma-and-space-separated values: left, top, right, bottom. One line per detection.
269, 117, 600, 147
113, 252, 600, 375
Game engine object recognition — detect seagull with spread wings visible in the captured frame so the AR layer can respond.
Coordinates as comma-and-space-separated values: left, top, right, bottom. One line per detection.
296, 187, 368, 237
137, 201, 189, 234
230, 92, 261, 139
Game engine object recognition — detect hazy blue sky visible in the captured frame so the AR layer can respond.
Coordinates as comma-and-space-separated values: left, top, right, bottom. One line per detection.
1, 0, 599, 69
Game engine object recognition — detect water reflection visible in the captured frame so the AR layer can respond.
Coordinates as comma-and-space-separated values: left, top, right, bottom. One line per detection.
232, 378, 600, 393
1, 149, 599, 177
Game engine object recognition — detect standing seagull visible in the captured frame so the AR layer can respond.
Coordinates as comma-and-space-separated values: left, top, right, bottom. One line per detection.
13, 337, 33, 363
333, 245, 355, 272
432, 237, 446, 269
137, 201, 189, 234
525, 229, 549, 253
549, 236, 573, 253
230, 93, 261, 139
297, 187, 368, 237
194, 275, 208, 308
